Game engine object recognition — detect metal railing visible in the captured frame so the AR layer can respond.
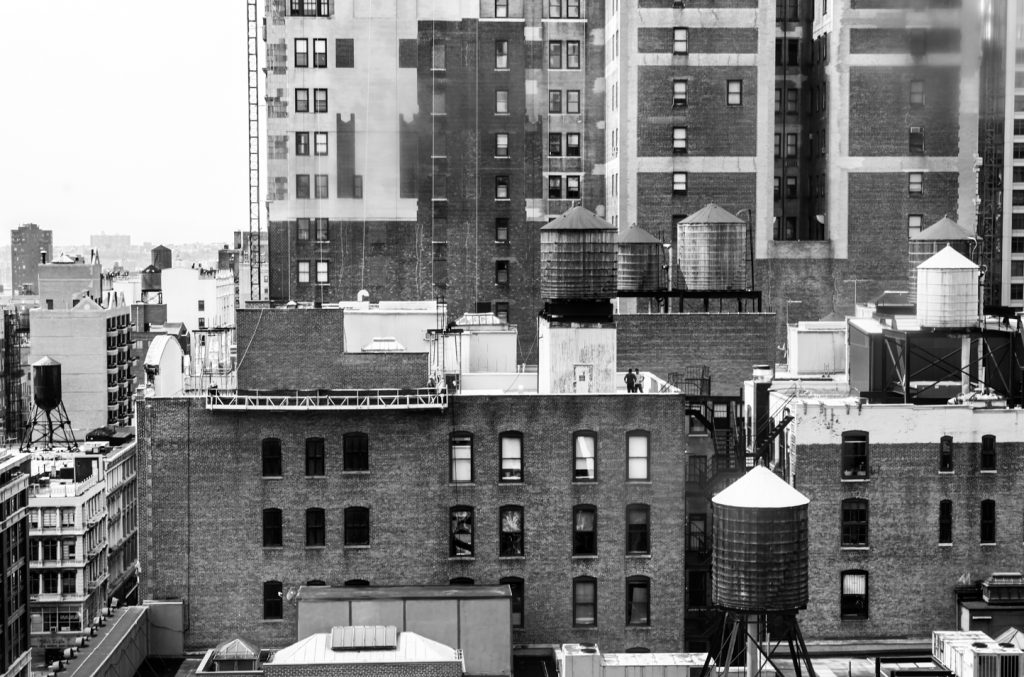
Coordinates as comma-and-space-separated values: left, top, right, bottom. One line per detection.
205, 387, 448, 411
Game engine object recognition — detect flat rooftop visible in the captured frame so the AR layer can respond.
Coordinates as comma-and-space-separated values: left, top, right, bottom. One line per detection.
297, 584, 510, 601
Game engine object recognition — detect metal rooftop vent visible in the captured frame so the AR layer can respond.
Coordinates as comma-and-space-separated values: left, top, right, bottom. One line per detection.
330, 625, 398, 652
360, 337, 406, 352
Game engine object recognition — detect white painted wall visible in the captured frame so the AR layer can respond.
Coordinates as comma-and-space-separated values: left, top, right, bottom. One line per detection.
537, 317, 616, 394
161, 268, 235, 332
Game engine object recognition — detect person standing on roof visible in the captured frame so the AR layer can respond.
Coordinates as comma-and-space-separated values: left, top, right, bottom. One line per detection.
635, 369, 645, 393
624, 369, 636, 393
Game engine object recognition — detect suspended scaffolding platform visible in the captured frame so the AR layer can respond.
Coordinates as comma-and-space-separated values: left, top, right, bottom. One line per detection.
205, 387, 448, 411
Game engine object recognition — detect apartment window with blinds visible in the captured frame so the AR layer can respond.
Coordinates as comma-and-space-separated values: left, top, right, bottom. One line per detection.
549, 41, 563, 69
840, 571, 868, 619
673, 127, 688, 154
673, 28, 688, 54
573, 431, 597, 481
627, 431, 649, 480
313, 39, 327, 67
626, 576, 650, 626
574, 577, 597, 626
495, 40, 508, 69
295, 38, 308, 67
499, 432, 523, 481
450, 433, 473, 482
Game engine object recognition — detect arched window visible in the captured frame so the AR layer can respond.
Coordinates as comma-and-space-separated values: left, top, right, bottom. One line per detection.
343, 432, 369, 472
344, 507, 370, 546
626, 575, 650, 626
841, 431, 868, 477
263, 580, 283, 619
262, 508, 282, 547
840, 570, 868, 619
573, 505, 597, 556
626, 504, 650, 554
981, 435, 996, 471
262, 438, 282, 477
840, 499, 868, 547
499, 505, 524, 557
305, 579, 327, 586
573, 576, 597, 626
305, 507, 325, 547
449, 506, 474, 557
939, 435, 953, 472
499, 577, 524, 628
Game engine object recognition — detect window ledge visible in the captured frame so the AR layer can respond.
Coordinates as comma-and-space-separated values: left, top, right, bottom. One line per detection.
498, 480, 524, 485
840, 477, 869, 482
305, 475, 327, 479
840, 546, 870, 551
981, 542, 998, 547
262, 476, 283, 480
342, 470, 370, 475
498, 555, 525, 561
980, 470, 997, 474
495, 240, 510, 245
261, 619, 286, 624
495, 156, 510, 160
938, 471, 954, 475
938, 543, 953, 548
572, 555, 599, 560
495, 68, 510, 72
626, 553, 652, 559
305, 546, 327, 550
495, 198, 511, 202
262, 546, 284, 551
495, 112, 510, 117
449, 482, 476, 487
448, 557, 475, 562
627, 480, 652, 485
343, 545, 370, 550
840, 617, 869, 622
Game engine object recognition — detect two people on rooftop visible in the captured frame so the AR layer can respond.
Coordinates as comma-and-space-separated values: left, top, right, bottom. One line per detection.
624, 369, 645, 393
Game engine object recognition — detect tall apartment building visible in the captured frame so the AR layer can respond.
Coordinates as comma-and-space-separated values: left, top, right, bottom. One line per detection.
10, 224, 52, 296
0, 452, 31, 677
993, 0, 1024, 310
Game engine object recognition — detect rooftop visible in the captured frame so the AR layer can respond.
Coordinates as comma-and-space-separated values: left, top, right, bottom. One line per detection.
268, 628, 459, 666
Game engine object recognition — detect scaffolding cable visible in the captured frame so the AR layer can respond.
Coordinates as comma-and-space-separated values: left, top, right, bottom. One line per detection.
247, 0, 263, 301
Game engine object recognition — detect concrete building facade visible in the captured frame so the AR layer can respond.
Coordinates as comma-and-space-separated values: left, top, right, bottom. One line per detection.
37, 252, 103, 311
10, 224, 52, 297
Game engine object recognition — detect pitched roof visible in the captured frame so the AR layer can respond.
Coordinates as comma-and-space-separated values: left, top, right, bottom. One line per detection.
911, 217, 977, 241
540, 205, 615, 231
213, 638, 259, 661
917, 244, 979, 270
679, 203, 745, 225
712, 466, 810, 508
617, 225, 663, 244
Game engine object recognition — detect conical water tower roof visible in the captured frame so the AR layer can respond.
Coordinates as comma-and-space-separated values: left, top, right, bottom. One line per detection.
541, 205, 615, 231
917, 244, 978, 270
617, 225, 663, 244
910, 217, 976, 241
32, 356, 60, 368
712, 466, 809, 508
679, 203, 745, 225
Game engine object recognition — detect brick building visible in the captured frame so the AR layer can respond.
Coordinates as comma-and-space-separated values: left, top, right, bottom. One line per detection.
0, 451, 31, 677
10, 224, 52, 297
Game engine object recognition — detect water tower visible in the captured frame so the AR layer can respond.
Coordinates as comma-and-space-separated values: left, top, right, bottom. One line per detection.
908, 217, 976, 296
22, 357, 78, 450
701, 466, 814, 677
916, 245, 980, 330
617, 225, 664, 293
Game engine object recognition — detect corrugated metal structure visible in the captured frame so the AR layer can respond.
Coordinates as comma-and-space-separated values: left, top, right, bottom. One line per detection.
909, 218, 976, 296
677, 204, 749, 291
617, 226, 663, 292
916, 246, 981, 330
540, 206, 617, 301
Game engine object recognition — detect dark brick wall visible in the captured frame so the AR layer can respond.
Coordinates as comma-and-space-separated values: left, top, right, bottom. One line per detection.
635, 173, 756, 247
796, 439, 1024, 639
849, 67, 960, 157
616, 313, 775, 396
235, 308, 427, 390
139, 394, 686, 651
849, 28, 961, 54
266, 663, 462, 677
638, 28, 757, 54
756, 257, 839, 358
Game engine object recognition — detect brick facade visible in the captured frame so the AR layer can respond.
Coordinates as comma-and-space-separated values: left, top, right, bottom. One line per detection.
265, 663, 462, 677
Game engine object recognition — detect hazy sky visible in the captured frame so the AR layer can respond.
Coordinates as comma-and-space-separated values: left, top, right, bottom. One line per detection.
0, 1, 251, 245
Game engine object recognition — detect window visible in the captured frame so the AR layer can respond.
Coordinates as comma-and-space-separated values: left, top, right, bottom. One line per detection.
1015, 237, 1024, 253
939, 500, 952, 544
494, 301, 509, 322
981, 499, 996, 543
316, 260, 329, 284
314, 132, 328, 155
262, 438, 282, 476
495, 133, 509, 157
263, 508, 282, 547
566, 133, 580, 157
499, 432, 522, 481
315, 217, 328, 241
336, 38, 354, 67
909, 126, 924, 154
981, 435, 996, 471
566, 175, 581, 200
1013, 261, 1024, 276
305, 437, 325, 476
495, 40, 508, 69
573, 577, 597, 626
840, 571, 868, 619
549, 133, 563, 156
573, 505, 597, 555
295, 38, 308, 67
495, 89, 508, 114
450, 433, 473, 482
450, 506, 474, 557
673, 172, 688, 195
939, 435, 953, 472
549, 41, 563, 69
549, 90, 562, 113
786, 133, 797, 157
687, 513, 707, 552
786, 176, 797, 199
774, 177, 781, 201
673, 127, 688, 154
495, 0, 508, 17
786, 88, 798, 114
296, 132, 310, 156
627, 504, 650, 554
263, 581, 283, 619
306, 507, 325, 547
908, 214, 923, 235
495, 217, 510, 243
573, 431, 596, 480
841, 431, 868, 477
567, 0, 580, 17
432, 42, 446, 70
495, 175, 509, 200
727, 80, 743, 105
841, 499, 869, 547
344, 507, 370, 546
564, 90, 580, 115
567, 41, 581, 68
549, 0, 561, 17
433, 90, 446, 115
626, 576, 650, 626
674, 28, 688, 54
296, 174, 310, 199
495, 260, 509, 284
314, 88, 328, 113
499, 505, 524, 556
343, 432, 368, 471
297, 218, 311, 241
500, 577, 524, 627
909, 172, 923, 194
312, 38, 327, 67
774, 134, 781, 157
627, 432, 649, 480
673, 79, 688, 107
549, 175, 563, 199
295, 88, 309, 113
315, 174, 329, 199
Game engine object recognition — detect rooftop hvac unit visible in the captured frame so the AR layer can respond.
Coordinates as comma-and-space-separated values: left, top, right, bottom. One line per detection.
934, 632, 1024, 677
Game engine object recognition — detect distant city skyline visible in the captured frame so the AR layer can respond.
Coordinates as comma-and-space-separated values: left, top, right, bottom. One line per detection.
0, 1, 251, 244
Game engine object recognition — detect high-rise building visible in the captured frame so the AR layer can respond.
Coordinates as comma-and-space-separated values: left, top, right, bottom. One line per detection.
0, 451, 31, 677
10, 224, 53, 296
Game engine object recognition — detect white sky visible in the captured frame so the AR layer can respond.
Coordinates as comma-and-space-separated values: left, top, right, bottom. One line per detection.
0, 1, 252, 245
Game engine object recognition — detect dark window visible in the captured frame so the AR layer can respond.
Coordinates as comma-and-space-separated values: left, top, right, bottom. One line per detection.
305, 437, 325, 476
549, 90, 562, 113
495, 218, 510, 243
314, 88, 328, 113
688, 569, 709, 608
306, 507, 325, 546
450, 577, 474, 585
297, 218, 311, 241
981, 435, 996, 471
841, 499, 868, 547
786, 176, 797, 199
336, 38, 354, 68
548, 175, 563, 199
450, 432, 473, 482
499, 505, 524, 556
549, 133, 563, 156
495, 260, 510, 285
263, 580, 283, 619
687, 513, 707, 552
573, 577, 597, 626
573, 431, 597, 480
566, 175, 580, 199
626, 504, 650, 554
909, 126, 924, 154
841, 431, 868, 477
500, 577, 524, 627
450, 506, 474, 557
296, 131, 310, 156
626, 576, 650, 626
549, 41, 563, 69
306, 579, 327, 586
344, 507, 370, 546
573, 505, 597, 556
566, 40, 581, 68
499, 432, 523, 481
295, 88, 309, 113
840, 570, 868, 619
494, 301, 509, 323
343, 432, 369, 471
495, 40, 508, 68
262, 438, 282, 476
981, 499, 996, 543
263, 508, 282, 547
939, 435, 953, 472
939, 500, 952, 544
296, 174, 310, 199
344, 579, 370, 586
496, 175, 509, 199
